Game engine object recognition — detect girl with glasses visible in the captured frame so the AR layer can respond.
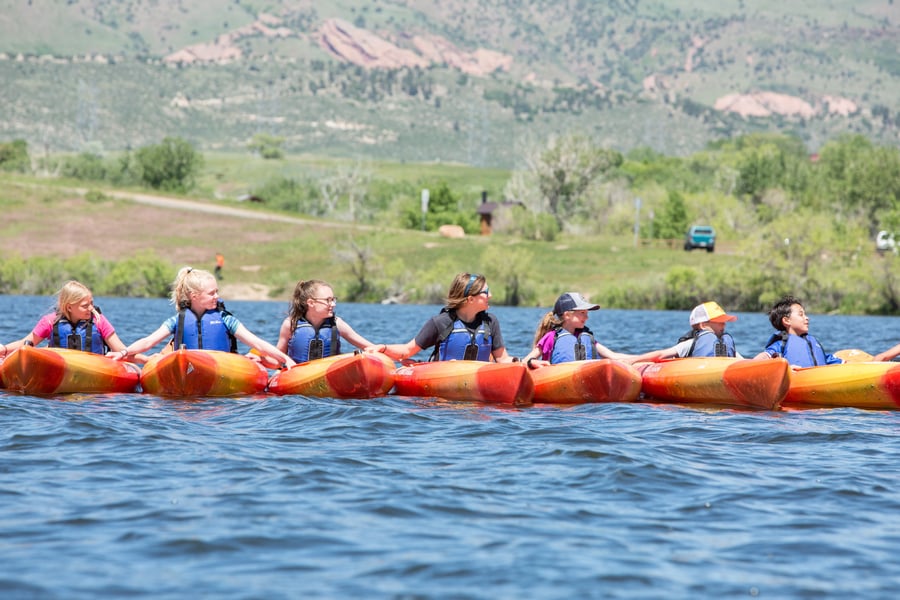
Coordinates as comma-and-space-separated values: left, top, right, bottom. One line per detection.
277, 279, 380, 363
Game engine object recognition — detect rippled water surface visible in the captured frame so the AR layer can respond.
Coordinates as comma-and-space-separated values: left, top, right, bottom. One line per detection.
2, 295, 900, 598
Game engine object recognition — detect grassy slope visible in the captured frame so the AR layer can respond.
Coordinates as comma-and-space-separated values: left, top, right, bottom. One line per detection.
0, 160, 731, 307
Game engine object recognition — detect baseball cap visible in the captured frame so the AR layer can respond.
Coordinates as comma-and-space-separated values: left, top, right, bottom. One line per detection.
553, 292, 600, 316
689, 301, 737, 326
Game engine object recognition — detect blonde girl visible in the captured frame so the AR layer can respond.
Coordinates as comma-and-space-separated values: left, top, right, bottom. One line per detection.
117, 267, 294, 367
0, 280, 131, 359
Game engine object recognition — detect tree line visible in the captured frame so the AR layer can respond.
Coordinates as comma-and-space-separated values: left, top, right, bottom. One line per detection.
3, 132, 900, 314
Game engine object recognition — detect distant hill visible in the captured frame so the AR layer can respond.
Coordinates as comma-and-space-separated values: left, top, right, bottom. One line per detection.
1, 0, 898, 167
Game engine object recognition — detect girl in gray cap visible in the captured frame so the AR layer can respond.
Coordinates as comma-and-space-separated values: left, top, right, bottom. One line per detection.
520, 292, 636, 369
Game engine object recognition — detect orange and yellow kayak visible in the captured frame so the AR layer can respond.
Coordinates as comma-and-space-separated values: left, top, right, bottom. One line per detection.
140, 349, 268, 397
392, 360, 534, 406
267, 352, 396, 398
530, 359, 642, 404
783, 362, 900, 410
0, 345, 140, 395
636, 357, 791, 410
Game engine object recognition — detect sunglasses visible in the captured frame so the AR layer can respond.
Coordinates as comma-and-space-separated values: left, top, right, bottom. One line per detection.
464, 274, 488, 297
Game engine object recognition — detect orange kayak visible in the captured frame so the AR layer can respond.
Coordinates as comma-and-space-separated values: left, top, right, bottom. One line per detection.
140, 349, 268, 397
392, 360, 534, 406
530, 359, 642, 404
783, 362, 900, 409
636, 357, 791, 410
267, 352, 396, 398
0, 345, 140, 395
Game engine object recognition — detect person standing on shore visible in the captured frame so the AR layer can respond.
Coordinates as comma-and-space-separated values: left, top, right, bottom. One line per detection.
214, 253, 225, 280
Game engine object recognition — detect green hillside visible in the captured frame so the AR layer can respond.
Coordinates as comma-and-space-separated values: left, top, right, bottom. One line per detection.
1, 0, 898, 166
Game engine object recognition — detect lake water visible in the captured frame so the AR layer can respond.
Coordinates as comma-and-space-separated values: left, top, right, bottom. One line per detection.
2, 295, 900, 599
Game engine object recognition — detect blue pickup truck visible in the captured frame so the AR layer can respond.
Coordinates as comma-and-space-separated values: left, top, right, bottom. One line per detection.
684, 225, 716, 253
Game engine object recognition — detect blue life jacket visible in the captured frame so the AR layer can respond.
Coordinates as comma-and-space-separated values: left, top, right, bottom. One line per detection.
287, 317, 341, 362
550, 327, 598, 363
51, 315, 106, 354
682, 329, 737, 357
431, 310, 493, 362
765, 332, 838, 367
174, 302, 237, 352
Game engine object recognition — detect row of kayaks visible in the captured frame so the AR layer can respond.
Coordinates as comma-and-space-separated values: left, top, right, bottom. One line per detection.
2, 344, 900, 410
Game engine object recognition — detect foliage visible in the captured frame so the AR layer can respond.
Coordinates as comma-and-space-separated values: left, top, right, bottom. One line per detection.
247, 133, 285, 160
0, 251, 172, 298
61, 152, 109, 181
252, 176, 322, 214
513, 134, 623, 228
399, 182, 479, 234
132, 137, 203, 192
482, 245, 537, 307
651, 190, 689, 240
0, 139, 30, 173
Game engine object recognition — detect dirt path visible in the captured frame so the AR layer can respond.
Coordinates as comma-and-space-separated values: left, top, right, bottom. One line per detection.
4, 183, 382, 301
106, 190, 377, 231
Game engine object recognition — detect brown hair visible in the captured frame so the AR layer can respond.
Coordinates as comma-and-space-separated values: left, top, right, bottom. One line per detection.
287, 279, 329, 331
445, 273, 486, 310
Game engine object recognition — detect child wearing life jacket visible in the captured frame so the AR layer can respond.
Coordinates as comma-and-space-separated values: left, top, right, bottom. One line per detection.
0, 280, 134, 360
631, 301, 743, 363
116, 267, 294, 367
520, 292, 636, 369
276, 279, 380, 363
755, 295, 842, 368
371, 273, 515, 363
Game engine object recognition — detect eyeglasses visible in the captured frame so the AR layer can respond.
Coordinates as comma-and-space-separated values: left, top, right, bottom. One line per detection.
477, 287, 490, 296
312, 297, 338, 305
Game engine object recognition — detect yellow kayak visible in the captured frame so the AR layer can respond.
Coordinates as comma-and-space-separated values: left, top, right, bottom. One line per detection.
0, 345, 140, 395
636, 357, 791, 410
530, 359, 642, 404
268, 352, 396, 398
784, 362, 900, 410
140, 349, 269, 397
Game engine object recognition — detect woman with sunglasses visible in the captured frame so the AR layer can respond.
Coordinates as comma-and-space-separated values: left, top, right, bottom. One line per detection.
276, 279, 379, 363
373, 273, 515, 363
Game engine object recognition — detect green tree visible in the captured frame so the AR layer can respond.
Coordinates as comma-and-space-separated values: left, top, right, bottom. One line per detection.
248, 133, 285, 159
132, 137, 203, 192
0, 139, 30, 172
510, 134, 623, 228
653, 190, 689, 239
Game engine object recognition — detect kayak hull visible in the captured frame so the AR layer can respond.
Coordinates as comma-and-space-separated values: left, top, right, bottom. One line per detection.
0, 345, 140, 395
530, 359, 642, 404
140, 349, 268, 397
784, 362, 900, 409
636, 357, 791, 410
267, 352, 396, 398
392, 361, 534, 406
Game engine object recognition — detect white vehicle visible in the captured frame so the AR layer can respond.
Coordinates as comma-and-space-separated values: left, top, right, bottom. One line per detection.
876, 230, 897, 253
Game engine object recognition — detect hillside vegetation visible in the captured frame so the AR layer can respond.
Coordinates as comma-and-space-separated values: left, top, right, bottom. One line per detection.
2, 129, 900, 316
1, 0, 898, 166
